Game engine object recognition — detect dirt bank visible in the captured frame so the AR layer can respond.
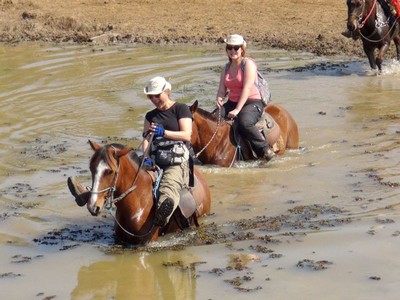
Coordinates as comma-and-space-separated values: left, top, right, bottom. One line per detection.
0, 0, 367, 57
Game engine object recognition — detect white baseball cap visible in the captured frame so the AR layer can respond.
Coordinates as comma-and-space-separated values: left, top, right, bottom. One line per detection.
143, 76, 172, 95
224, 34, 245, 46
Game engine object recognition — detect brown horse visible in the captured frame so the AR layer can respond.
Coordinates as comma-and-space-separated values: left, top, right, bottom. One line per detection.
346, 0, 400, 71
189, 100, 299, 167
84, 140, 211, 244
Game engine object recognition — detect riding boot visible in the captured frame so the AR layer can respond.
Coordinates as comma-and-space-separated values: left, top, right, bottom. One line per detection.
153, 198, 175, 227
341, 30, 352, 38
67, 176, 90, 207
263, 147, 276, 162
341, 29, 360, 40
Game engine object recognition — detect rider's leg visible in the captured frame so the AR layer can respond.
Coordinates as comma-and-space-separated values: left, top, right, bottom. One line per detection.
341, 29, 360, 40
67, 176, 90, 207
237, 101, 275, 161
154, 160, 189, 227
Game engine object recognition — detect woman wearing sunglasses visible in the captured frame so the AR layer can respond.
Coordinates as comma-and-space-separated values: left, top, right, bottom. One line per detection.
142, 76, 192, 227
216, 34, 275, 161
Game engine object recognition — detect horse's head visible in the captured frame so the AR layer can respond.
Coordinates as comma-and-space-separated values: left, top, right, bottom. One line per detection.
189, 100, 221, 153
87, 140, 133, 216
346, 0, 365, 31
189, 100, 236, 166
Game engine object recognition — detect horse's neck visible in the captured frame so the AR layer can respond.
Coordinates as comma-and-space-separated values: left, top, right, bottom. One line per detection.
365, 0, 387, 25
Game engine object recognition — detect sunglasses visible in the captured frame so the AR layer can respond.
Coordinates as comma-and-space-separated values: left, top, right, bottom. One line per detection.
147, 93, 162, 100
226, 45, 241, 51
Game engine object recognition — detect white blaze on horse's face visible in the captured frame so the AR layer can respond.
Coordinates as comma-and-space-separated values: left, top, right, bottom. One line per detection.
88, 160, 109, 209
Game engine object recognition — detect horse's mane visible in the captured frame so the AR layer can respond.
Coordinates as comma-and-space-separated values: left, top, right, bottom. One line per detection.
195, 106, 220, 122
91, 143, 141, 169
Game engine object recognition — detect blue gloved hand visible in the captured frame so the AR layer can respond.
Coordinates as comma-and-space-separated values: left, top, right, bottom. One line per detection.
154, 124, 165, 137
143, 157, 153, 169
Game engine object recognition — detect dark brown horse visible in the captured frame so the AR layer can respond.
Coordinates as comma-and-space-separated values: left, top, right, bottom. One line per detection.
346, 0, 400, 71
189, 100, 299, 167
85, 140, 211, 244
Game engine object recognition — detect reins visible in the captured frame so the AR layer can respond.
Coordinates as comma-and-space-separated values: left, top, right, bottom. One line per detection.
193, 107, 222, 158
358, 0, 375, 29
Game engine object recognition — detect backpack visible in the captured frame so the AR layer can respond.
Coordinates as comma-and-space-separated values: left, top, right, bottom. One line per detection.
225, 57, 271, 106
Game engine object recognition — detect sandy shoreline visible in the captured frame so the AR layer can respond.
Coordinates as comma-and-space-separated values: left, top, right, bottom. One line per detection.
0, 0, 368, 58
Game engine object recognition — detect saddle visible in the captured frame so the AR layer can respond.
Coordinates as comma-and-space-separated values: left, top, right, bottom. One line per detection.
146, 167, 200, 219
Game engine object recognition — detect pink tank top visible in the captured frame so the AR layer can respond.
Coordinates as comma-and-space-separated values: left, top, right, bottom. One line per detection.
224, 60, 260, 102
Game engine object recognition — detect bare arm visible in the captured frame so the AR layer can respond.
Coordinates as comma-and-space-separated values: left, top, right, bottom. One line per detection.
162, 117, 192, 142
142, 118, 151, 152
216, 68, 227, 108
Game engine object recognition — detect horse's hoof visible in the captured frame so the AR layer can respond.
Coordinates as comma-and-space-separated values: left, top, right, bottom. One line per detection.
264, 149, 276, 162
154, 198, 174, 227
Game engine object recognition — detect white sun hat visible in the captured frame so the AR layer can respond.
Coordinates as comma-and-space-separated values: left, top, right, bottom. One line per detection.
224, 34, 245, 46
144, 76, 172, 95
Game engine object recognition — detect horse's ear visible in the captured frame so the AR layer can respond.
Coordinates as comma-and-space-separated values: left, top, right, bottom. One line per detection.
190, 100, 198, 114
116, 147, 133, 158
88, 140, 101, 151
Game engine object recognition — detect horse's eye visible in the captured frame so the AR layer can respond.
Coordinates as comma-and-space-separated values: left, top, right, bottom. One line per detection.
104, 169, 113, 176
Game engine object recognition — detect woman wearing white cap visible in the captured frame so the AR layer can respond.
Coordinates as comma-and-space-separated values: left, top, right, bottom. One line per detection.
216, 34, 275, 161
142, 76, 192, 227
67, 76, 193, 228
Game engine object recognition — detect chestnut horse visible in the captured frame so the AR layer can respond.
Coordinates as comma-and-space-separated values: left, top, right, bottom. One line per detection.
189, 100, 299, 167
346, 0, 400, 71
85, 140, 211, 244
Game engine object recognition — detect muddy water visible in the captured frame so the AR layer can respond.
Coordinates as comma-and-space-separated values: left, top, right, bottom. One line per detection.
0, 44, 399, 299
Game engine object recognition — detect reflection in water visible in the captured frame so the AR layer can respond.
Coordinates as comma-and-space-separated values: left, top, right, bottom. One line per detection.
71, 251, 197, 300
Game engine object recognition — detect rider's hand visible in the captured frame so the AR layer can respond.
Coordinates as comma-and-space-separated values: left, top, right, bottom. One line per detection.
143, 157, 154, 170
151, 124, 165, 137
228, 109, 240, 119
216, 97, 224, 108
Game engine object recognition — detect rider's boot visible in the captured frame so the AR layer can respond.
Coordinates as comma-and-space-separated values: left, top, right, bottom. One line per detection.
153, 197, 175, 227
341, 30, 352, 38
67, 176, 90, 207
341, 29, 360, 40
264, 147, 276, 162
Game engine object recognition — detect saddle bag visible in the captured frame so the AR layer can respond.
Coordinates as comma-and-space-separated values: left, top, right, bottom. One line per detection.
151, 138, 190, 166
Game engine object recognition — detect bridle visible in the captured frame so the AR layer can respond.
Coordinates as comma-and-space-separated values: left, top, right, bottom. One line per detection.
193, 107, 222, 158
92, 145, 156, 238
91, 146, 138, 208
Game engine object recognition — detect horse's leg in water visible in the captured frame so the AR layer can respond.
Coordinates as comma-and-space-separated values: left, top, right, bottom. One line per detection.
376, 42, 390, 71
363, 43, 377, 70
394, 35, 400, 61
